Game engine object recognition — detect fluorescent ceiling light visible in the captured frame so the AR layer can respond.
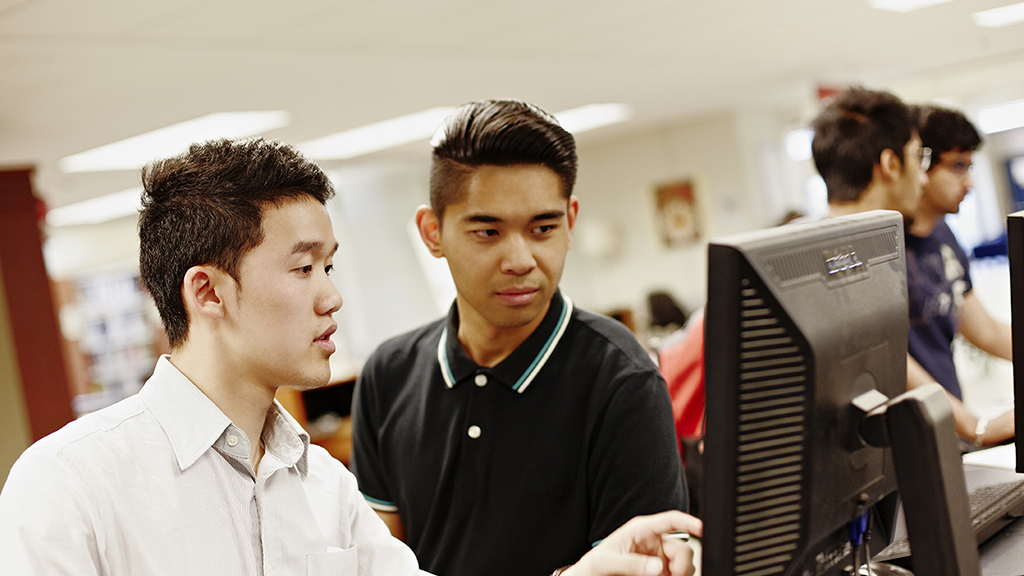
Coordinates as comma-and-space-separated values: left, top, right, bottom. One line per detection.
297, 103, 632, 161
45, 187, 142, 227
59, 111, 291, 173
868, 0, 955, 12
972, 2, 1024, 27
978, 99, 1024, 134
297, 107, 456, 160
555, 103, 631, 134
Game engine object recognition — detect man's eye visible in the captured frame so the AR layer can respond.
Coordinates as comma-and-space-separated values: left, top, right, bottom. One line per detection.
299, 265, 313, 274
535, 225, 555, 234
474, 229, 499, 238
325, 265, 334, 276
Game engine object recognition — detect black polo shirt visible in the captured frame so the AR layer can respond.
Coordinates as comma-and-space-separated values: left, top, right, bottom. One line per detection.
351, 291, 686, 576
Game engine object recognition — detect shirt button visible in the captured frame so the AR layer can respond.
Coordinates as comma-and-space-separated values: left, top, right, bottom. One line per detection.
468, 425, 482, 439
474, 374, 488, 387
227, 435, 239, 447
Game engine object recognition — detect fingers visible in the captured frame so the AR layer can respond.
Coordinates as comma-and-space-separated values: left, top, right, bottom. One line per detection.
574, 512, 702, 576
584, 543, 695, 576
663, 535, 697, 576
586, 551, 665, 576
621, 510, 703, 540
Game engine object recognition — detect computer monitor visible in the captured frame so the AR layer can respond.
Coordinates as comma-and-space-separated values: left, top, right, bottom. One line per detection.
1006, 210, 1024, 474
703, 210, 979, 576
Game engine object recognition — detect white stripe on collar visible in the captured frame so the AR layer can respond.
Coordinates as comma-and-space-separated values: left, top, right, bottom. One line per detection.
513, 295, 572, 394
437, 327, 457, 389
436, 294, 573, 394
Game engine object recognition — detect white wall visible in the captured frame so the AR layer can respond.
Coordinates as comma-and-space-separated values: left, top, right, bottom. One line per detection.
325, 159, 443, 363
561, 107, 801, 328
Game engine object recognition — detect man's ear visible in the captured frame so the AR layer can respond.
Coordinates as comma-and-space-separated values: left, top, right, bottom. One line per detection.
879, 148, 901, 181
415, 205, 445, 258
181, 265, 228, 320
565, 195, 580, 250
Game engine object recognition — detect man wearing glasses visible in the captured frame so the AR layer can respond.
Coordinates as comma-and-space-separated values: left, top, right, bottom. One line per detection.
904, 105, 1015, 447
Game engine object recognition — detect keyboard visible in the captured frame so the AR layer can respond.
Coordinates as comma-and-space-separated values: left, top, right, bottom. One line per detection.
875, 478, 1024, 562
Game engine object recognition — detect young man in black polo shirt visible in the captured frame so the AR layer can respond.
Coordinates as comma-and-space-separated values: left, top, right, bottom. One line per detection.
350, 100, 688, 576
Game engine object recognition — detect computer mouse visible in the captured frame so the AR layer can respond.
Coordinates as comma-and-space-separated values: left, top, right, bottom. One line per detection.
858, 561, 915, 576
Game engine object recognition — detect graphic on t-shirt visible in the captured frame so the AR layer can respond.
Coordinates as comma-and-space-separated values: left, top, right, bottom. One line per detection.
940, 244, 968, 314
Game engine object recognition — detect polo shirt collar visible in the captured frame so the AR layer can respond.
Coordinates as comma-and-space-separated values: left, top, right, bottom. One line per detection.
140, 355, 310, 475
437, 291, 574, 394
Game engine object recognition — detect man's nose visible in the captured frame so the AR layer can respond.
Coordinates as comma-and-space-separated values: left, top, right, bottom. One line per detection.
501, 234, 537, 275
319, 276, 343, 315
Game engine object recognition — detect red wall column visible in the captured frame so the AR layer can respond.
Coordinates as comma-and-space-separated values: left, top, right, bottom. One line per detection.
0, 168, 74, 440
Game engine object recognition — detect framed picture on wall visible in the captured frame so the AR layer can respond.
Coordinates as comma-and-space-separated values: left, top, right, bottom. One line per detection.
655, 179, 699, 246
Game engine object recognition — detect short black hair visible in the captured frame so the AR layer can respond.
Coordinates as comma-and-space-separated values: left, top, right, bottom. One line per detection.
138, 137, 334, 348
914, 105, 982, 162
429, 100, 578, 220
811, 87, 915, 203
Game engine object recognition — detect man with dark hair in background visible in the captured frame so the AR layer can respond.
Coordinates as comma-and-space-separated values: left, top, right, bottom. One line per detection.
0, 137, 700, 576
904, 105, 1014, 447
812, 89, 1014, 445
350, 100, 689, 576
811, 86, 927, 220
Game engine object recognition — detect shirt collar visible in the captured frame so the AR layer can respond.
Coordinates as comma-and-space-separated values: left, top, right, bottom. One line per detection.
139, 356, 310, 475
437, 291, 574, 394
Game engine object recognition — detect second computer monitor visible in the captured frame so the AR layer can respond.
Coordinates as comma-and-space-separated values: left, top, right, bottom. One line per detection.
704, 210, 906, 575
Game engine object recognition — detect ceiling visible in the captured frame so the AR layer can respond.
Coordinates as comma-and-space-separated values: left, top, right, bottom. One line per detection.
4, 0, 1024, 210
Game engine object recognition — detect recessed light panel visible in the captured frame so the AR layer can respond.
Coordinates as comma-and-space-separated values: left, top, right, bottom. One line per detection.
59, 111, 291, 173
296, 107, 456, 160
972, 2, 1024, 28
555, 103, 631, 134
978, 99, 1024, 134
45, 187, 143, 227
868, 0, 955, 12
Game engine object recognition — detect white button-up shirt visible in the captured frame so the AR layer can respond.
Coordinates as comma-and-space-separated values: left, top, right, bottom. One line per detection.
0, 356, 421, 576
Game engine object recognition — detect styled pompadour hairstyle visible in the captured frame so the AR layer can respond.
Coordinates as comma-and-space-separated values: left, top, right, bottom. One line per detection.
429, 99, 578, 220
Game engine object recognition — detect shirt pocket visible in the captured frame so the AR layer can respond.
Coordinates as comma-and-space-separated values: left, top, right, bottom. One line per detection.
307, 545, 358, 575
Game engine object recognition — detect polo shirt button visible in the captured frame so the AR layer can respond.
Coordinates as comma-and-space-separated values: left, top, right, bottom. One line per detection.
468, 425, 482, 439
474, 374, 488, 387
227, 435, 239, 447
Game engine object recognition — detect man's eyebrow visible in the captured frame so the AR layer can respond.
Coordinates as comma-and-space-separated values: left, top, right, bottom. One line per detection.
291, 240, 340, 256
465, 214, 502, 224
462, 210, 566, 224
532, 210, 565, 221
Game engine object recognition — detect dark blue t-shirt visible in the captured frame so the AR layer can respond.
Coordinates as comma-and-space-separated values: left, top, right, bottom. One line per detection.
905, 219, 972, 399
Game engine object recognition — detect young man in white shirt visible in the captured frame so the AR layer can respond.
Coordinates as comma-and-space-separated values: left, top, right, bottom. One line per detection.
0, 137, 700, 576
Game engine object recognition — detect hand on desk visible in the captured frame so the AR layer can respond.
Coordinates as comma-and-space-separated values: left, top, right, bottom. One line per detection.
561, 511, 703, 576
906, 355, 1015, 446
980, 409, 1015, 447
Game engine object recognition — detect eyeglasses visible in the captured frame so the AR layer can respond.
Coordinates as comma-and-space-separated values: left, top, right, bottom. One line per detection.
917, 147, 932, 172
935, 160, 974, 177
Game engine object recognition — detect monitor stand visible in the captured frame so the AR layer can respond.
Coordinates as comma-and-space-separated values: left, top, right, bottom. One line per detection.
859, 383, 980, 576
